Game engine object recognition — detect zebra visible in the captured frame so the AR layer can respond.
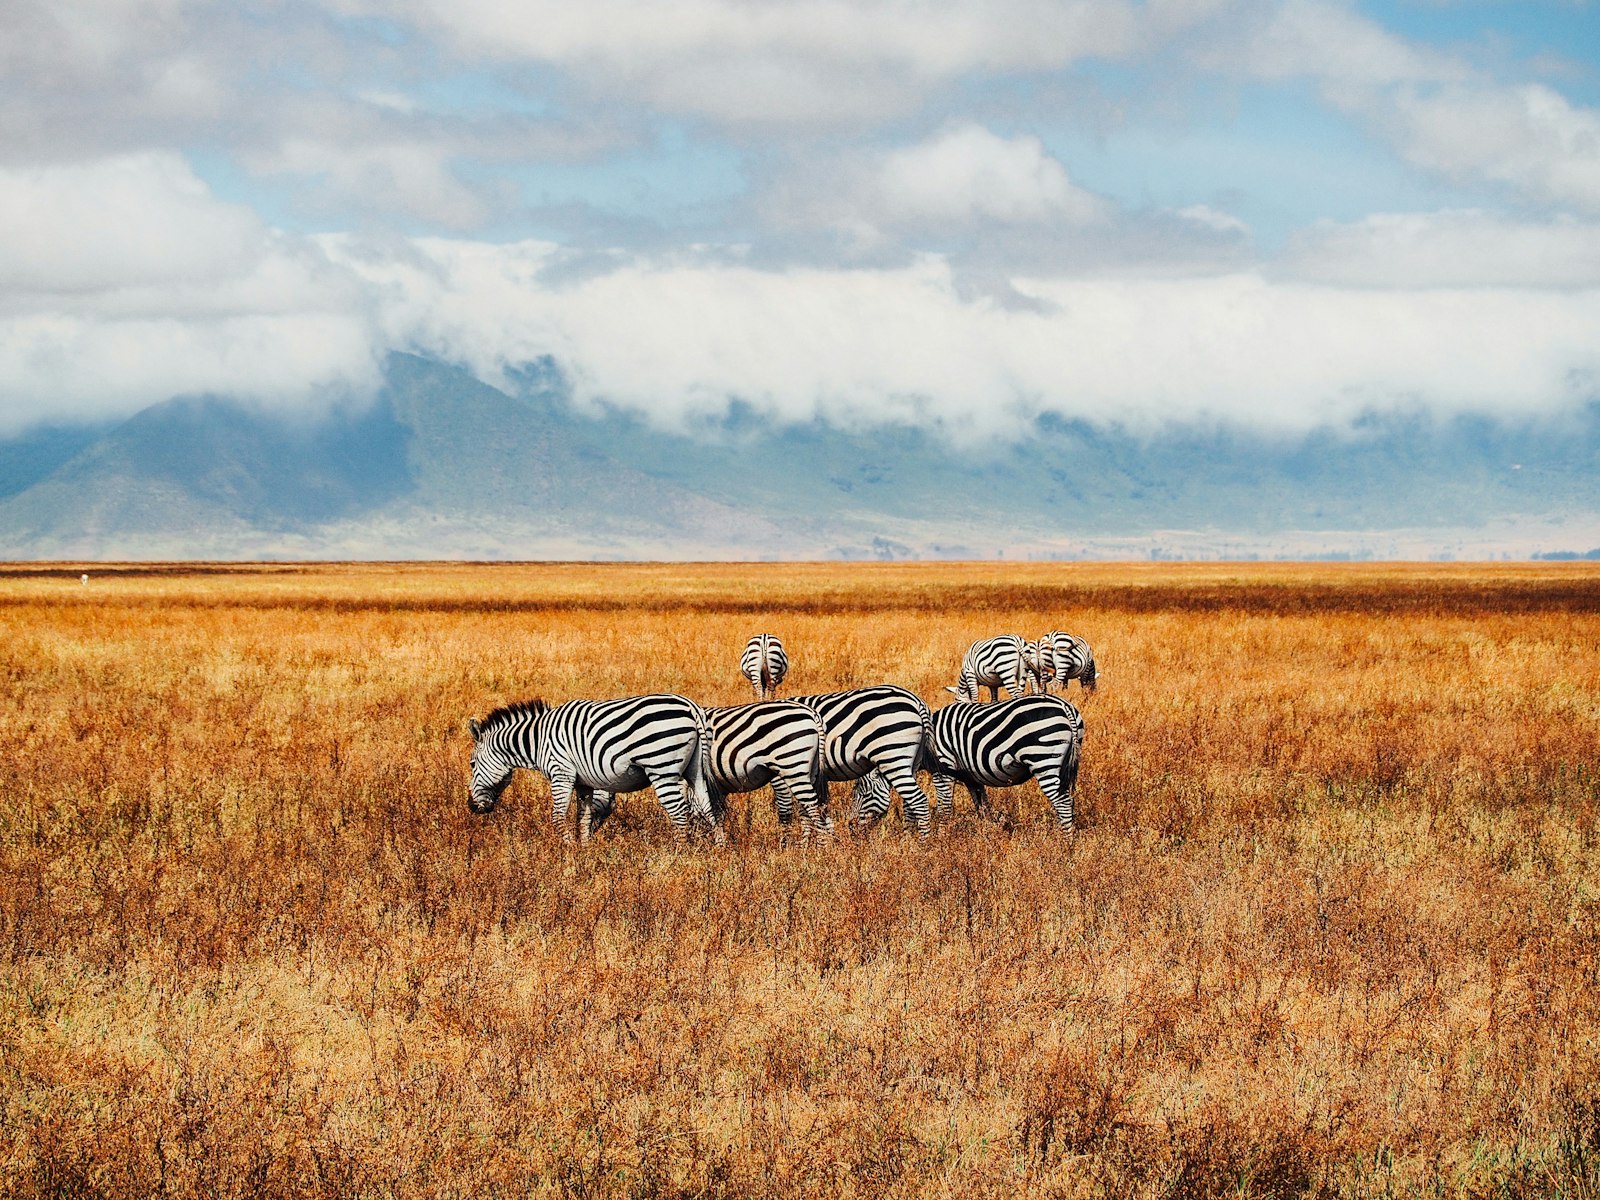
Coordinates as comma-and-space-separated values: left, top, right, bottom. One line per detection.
740, 633, 789, 700
703, 702, 832, 842
791, 685, 936, 835
853, 695, 1084, 832
949, 635, 1036, 702
1034, 631, 1098, 694
466, 694, 719, 844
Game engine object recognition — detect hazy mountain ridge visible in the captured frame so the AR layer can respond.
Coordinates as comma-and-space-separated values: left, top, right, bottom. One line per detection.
1, 353, 1596, 560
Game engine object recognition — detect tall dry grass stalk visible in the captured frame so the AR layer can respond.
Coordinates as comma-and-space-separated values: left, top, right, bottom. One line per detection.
2, 561, 1599, 1198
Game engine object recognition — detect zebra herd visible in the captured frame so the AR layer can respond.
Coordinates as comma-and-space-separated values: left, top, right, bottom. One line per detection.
466, 632, 1095, 845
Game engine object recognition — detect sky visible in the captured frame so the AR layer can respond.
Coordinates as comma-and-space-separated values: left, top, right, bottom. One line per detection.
1, 0, 1597, 442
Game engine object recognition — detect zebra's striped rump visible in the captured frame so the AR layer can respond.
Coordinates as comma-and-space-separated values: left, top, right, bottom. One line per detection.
740, 633, 789, 701
1036, 631, 1097, 693
466, 694, 718, 844
792, 685, 935, 835
705, 702, 831, 841
926, 694, 1084, 832
953, 635, 1036, 702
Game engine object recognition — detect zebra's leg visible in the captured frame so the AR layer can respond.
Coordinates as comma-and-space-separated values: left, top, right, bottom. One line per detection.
1030, 762, 1074, 832
968, 780, 989, 818
932, 770, 956, 819
882, 759, 932, 837
770, 776, 801, 843
1029, 740, 1081, 833
548, 765, 579, 845
784, 772, 833, 843
653, 771, 724, 845
772, 775, 795, 826
584, 790, 616, 840
575, 782, 594, 844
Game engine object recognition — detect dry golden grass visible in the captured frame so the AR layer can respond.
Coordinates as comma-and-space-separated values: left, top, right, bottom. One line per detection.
2, 560, 1599, 1198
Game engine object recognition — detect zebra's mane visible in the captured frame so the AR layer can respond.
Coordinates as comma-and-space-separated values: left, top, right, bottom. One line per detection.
477, 698, 548, 732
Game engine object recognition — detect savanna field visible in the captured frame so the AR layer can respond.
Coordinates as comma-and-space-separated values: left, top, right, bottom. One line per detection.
3, 561, 1600, 1199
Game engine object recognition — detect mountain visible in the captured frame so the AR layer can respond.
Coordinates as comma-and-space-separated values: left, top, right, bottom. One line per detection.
0, 352, 1597, 559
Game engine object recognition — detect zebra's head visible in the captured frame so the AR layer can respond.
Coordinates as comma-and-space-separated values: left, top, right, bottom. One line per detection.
943, 685, 978, 705
850, 771, 894, 827
1080, 656, 1098, 692
466, 715, 514, 814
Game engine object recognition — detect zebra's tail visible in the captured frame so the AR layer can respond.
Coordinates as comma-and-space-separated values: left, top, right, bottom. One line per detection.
688, 702, 724, 836
1059, 718, 1084, 833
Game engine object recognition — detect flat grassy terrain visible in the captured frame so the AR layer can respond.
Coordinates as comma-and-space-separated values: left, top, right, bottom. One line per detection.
2, 561, 1599, 1198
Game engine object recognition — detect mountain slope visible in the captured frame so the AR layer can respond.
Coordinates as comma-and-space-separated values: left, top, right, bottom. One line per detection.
0, 352, 1596, 559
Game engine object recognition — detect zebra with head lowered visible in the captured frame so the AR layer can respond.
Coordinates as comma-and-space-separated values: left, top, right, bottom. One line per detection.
741, 634, 789, 701
790, 685, 936, 836
466, 694, 719, 844
1032, 631, 1097, 694
950, 635, 1036, 702
853, 694, 1084, 833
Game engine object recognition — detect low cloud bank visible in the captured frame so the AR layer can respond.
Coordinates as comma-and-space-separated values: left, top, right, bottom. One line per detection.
1, 154, 1597, 439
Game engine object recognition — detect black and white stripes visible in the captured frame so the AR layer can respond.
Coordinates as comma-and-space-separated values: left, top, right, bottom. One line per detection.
926, 694, 1084, 832
704, 701, 832, 841
740, 634, 789, 701
950, 635, 1035, 702
791, 685, 936, 835
465, 628, 1095, 842
1034, 630, 1097, 694
467, 695, 718, 844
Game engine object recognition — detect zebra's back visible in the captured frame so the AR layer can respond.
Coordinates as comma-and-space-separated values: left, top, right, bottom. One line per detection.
929, 694, 1083, 831
547, 694, 705, 783
956, 635, 1034, 701
705, 701, 831, 839
793, 684, 934, 834
1038, 631, 1097, 692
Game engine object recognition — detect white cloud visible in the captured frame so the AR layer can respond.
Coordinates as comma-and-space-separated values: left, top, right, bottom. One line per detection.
1282, 210, 1600, 288
1176, 205, 1250, 236
1384, 84, 1600, 213
1238, 0, 1464, 90
1228, 1, 1600, 213
327, 238, 1600, 439
0, 153, 266, 294
875, 124, 1106, 226
5, 212, 1599, 440
338, 0, 1144, 125
0, 154, 380, 431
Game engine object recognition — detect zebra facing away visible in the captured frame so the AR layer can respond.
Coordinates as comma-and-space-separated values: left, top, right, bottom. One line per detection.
1034, 631, 1098, 694
791, 685, 936, 836
466, 694, 720, 844
950, 635, 1036, 703
854, 695, 1084, 832
741, 634, 789, 701
704, 702, 832, 841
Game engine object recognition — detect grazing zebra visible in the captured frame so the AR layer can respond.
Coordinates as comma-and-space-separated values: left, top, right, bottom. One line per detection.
1034, 631, 1098, 694
466, 694, 719, 844
950, 635, 1036, 702
703, 702, 832, 841
741, 633, 789, 701
791, 685, 936, 835
856, 695, 1084, 832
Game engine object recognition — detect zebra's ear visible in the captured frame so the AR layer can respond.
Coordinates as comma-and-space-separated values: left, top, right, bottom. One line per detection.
467, 717, 483, 740
943, 686, 960, 696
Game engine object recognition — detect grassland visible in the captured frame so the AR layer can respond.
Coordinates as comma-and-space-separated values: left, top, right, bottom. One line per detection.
2, 560, 1599, 1198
